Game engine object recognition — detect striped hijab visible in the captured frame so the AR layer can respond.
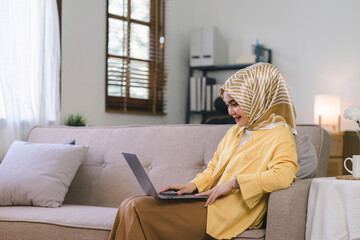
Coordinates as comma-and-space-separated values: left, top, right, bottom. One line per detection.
220, 63, 296, 133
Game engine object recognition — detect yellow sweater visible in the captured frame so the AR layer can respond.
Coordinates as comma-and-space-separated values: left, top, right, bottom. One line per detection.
191, 125, 298, 239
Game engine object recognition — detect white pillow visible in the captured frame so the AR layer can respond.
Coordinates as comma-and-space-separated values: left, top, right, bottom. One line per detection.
295, 135, 318, 179
0, 141, 88, 207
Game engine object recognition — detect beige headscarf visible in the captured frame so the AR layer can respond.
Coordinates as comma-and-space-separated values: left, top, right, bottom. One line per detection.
220, 63, 296, 133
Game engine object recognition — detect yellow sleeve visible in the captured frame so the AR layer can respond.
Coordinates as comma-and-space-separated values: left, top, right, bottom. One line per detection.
190, 137, 224, 192
190, 126, 236, 192
236, 129, 299, 209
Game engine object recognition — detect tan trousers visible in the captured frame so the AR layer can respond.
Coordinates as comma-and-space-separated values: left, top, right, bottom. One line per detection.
109, 196, 210, 240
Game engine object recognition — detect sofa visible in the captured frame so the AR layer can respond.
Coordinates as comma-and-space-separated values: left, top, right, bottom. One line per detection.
0, 124, 330, 240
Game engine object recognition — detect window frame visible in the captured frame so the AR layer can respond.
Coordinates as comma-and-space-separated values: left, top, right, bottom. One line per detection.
105, 0, 166, 115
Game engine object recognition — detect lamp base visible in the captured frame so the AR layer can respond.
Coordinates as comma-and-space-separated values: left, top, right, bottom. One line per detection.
319, 115, 341, 133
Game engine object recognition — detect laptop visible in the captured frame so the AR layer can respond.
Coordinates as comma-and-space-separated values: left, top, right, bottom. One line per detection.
122, 152, 208, 200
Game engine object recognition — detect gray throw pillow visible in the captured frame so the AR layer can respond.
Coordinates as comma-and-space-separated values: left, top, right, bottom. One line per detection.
0, 141, 88, 207
295, 135, 318, 179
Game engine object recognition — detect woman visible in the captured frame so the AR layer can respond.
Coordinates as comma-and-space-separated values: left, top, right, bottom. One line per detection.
109, 63, 298, 240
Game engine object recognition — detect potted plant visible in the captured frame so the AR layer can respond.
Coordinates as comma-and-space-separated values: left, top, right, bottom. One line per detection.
64, 113, 87, 127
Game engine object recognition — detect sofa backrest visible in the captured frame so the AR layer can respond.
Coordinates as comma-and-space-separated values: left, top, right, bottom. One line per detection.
27, 124, 330, 208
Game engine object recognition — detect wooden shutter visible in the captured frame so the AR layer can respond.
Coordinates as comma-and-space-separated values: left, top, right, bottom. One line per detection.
106, 0, 165, 115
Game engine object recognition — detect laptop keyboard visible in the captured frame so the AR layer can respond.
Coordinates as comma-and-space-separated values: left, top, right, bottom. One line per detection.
161, 190, 193, 196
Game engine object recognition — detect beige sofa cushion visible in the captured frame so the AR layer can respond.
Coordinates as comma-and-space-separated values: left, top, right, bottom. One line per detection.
0, 141, 88, 207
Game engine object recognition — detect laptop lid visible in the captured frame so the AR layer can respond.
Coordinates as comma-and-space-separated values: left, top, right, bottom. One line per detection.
122, 152, 207, 200
122, 152, 160, 198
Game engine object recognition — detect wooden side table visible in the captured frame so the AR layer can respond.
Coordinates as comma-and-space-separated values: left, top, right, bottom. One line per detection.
326, 131, 360, 177
343, 130, 360, 174
326, 132, 344, 177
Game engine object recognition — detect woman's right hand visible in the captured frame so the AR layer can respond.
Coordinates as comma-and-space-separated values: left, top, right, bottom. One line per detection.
159, 183, 197, 195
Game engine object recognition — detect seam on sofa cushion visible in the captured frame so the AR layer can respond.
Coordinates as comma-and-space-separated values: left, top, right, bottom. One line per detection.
0, 219, 112, 231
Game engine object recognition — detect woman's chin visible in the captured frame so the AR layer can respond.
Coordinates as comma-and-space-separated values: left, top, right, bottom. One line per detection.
236, 122, 246, 127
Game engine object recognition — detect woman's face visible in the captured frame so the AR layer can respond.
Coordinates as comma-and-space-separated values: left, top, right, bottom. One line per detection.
223, 91, 249, 127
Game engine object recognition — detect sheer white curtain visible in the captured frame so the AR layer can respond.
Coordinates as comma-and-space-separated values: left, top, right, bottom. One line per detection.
0, 0, 60, 159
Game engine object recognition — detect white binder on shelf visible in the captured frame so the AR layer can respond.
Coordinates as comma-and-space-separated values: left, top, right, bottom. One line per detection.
189, 76, 218, 112
196, 77, 202, 111
202, 26, 228, 66
190, 28, 202, 67
206, 85, 212, 112
201, 77, 207, 111
190, 26, 228, 67
201, 26, 213, 66
190, 77, 197, 111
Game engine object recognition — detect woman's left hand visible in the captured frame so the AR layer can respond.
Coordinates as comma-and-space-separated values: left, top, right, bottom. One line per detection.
196, 179, 236, 207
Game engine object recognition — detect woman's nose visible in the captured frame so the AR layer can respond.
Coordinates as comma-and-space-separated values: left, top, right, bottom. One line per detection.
228, 108, 235, 115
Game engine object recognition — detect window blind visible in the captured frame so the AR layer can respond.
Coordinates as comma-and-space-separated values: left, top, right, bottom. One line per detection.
106, 0, 165, 115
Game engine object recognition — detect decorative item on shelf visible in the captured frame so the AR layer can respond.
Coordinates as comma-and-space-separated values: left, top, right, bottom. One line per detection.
235, 54, 256, 64
236, 39, 272, 65
343, 106, 360, 138
314, 94, 341, 132
64, 113, 87, 127
252, 38, 272, 63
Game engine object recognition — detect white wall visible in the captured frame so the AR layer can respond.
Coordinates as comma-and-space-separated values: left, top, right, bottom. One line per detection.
61, 0, 194, 126
62, 0, 166, 126
62, 0, 360, 130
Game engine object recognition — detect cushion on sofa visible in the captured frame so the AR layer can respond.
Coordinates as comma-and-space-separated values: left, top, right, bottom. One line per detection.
0, 205, 117, 230
295, 135, 318, 179
0, 141, 88, 207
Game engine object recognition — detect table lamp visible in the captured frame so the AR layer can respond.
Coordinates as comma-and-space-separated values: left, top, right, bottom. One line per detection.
314, 94, 341, 132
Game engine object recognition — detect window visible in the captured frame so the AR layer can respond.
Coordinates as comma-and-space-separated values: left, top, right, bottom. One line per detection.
106, 0, 165, 115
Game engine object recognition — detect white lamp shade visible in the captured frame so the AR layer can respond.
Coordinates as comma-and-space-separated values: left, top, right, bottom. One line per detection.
314, 94, 341, 125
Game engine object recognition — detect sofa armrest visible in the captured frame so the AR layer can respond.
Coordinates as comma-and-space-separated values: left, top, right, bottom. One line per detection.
265, 178, 312, 240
